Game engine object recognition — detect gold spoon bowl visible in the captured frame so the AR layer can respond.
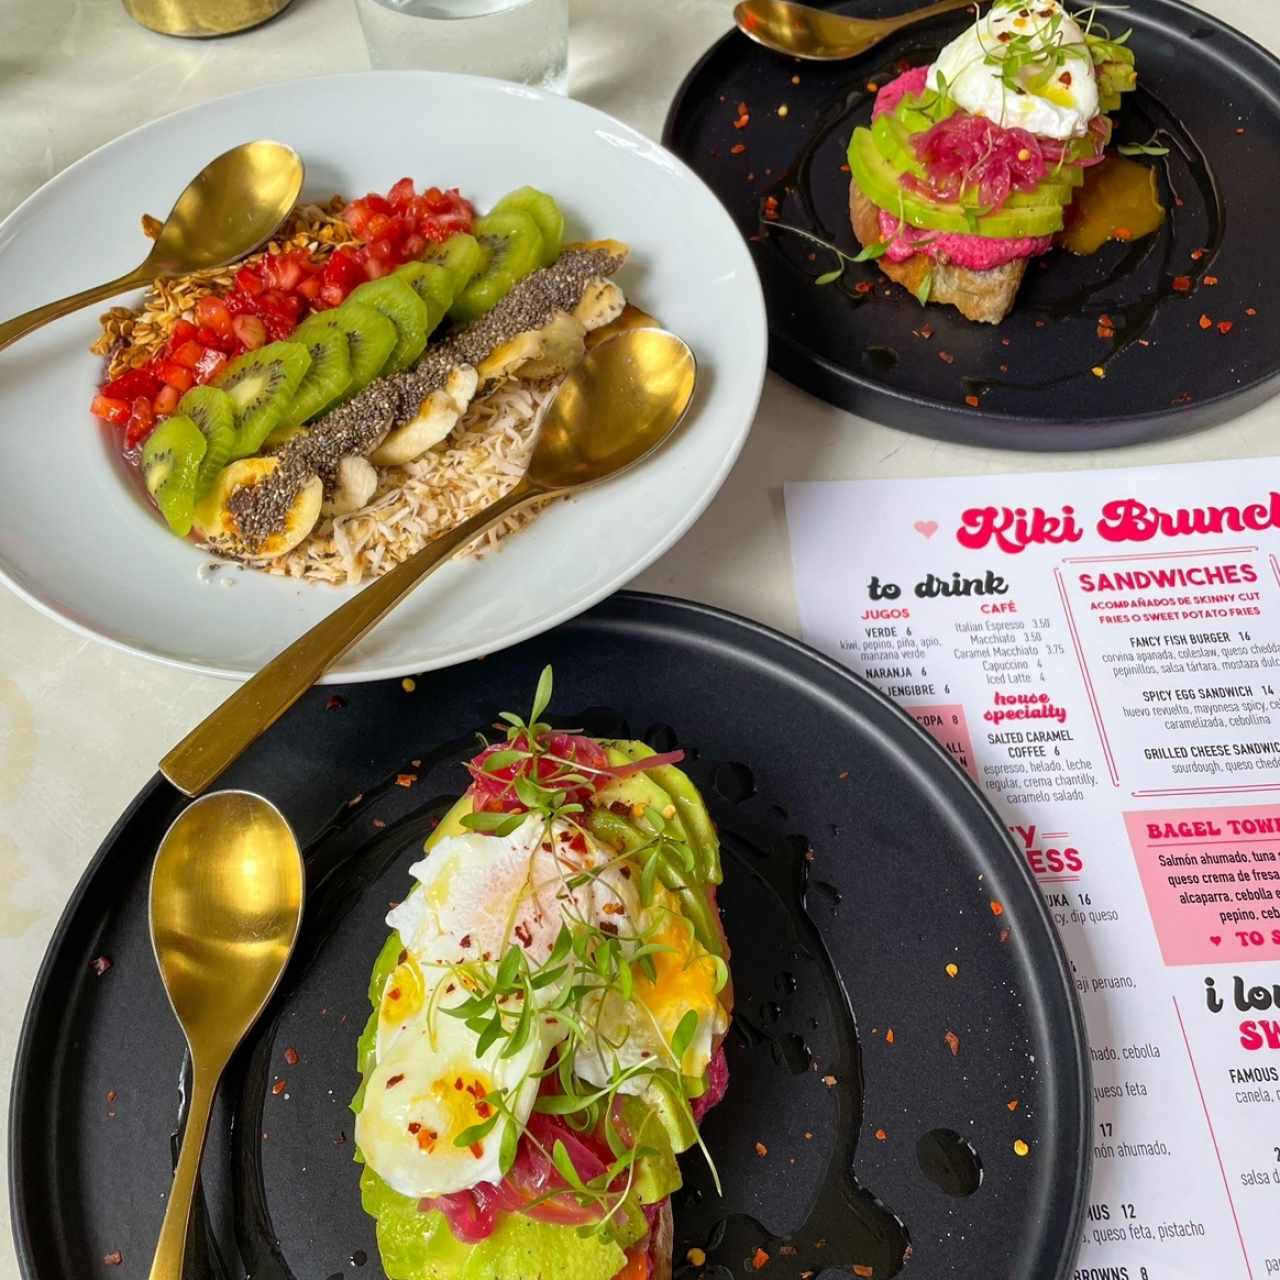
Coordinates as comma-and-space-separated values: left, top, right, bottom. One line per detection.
148, 789, 304, 1280
734, 0, 982, 62
159, 326, 698, 798
0, 139, 303, 353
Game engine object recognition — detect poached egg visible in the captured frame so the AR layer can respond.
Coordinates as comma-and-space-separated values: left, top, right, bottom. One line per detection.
926, 0, 1099, 140
356, 815, 727, 1199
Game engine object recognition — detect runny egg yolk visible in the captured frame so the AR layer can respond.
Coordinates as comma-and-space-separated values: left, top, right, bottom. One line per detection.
421, 1069, 496, 1158
381, 956, 426, 1027
633, 908, 721, 1070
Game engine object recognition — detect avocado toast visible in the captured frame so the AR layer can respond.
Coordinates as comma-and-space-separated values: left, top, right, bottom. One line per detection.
351, 669, 732, 1280
847, 0, 1142, 323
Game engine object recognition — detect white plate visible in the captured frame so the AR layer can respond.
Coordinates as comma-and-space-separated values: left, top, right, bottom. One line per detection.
0, 72, 765, 682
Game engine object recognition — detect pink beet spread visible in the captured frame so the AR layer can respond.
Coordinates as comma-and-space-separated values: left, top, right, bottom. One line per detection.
867, 68, 1054, 271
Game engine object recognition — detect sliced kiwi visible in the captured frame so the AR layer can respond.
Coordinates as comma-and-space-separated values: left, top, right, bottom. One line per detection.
176, 385, 237, 498
215, 340, 311, 458
421, 232, 486, 297
276, 324, 352, 435
346, 276, 431, 375
294, 302, 396, 401
491, 187, 564, 266
394, 262, 453, 336
450, 210, 545, 325
141, 414, 206, 536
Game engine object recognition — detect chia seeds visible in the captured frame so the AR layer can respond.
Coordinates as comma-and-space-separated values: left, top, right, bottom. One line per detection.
225, 248, 623, 552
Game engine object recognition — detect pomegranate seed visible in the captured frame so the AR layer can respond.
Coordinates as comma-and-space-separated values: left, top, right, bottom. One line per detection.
232, 314, 267, 349
153, 384, 181, 415
195, 294, 233, 335
90, 394, 131, 426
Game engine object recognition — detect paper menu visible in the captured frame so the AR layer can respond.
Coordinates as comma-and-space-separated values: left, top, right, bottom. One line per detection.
785, 458, 1280, 1279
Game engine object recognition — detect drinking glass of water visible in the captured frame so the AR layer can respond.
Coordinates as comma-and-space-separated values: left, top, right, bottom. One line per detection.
355, 0, 569, 94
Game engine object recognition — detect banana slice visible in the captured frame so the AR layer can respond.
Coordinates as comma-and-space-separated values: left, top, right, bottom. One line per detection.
369, 365, 479, 466
565, 238, 630, 264
478, 309, 587, 383
193, 457, 323, 560
573, 279, 626, 332
322, 455, 378, 517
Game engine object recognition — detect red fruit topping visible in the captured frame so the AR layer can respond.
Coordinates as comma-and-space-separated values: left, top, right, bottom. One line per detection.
387, 176, 417, 209
263, 252, 306, 292
363, 256, 394, 280
157, 360, 194, 391
193, 347, 228, 382
171, 318, 199, 345
235, 266, 266, 297
153, 384, 181, 416
195, 294, 233, 336
232, 314, 268, 350
102, 367, 162, 402
169, 339, 205, 369
401, 233, 427, 260
295, 275, 321, 301
91, 394, 131, 426
124, 396, 155, 448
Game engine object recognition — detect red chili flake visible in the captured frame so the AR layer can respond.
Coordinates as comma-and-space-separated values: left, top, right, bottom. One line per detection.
106, 1090, 118, 1103
938, 350, 955, 365
272, 1079, 287, 1096
1204, 275, 1219, 286
885, 1028, 895, 1044
103, 1252, 123, 1267
325, 694, 346, 711
1034, 318, 1047, 328
418, 1128, 439, 1152
752, 1248, 770, 1270
917, 324, 934, 340
866, 81, 879, 92
998, 928, 1011, 943
763, 195, 780, 220
1218, 320, 1234, 334
997, 30, 1013, 43
839, 162, 851, 174
734, 113, 750, 130
1001, 337, 1011, 347
854, 281, 874, 295
476, 1101, 492, 1119
1007, 1098, 1020, 1112
999, 363, 1009, 374
1171, 275, 1192, 292
395, 773, 417, 788
989, 900, 1004, 916
386, 1074, 405, 1089
1138, 339, 1150, 346
730, 143, 746, 155
1096, 321, 1115, 340
372, 818, 386, 829
792, 74, 801, 84
944, 1030, 961, 1056
1247, 307, 1258, 316
90, 956, 112, 977
754, 1141, 769, 1157
737, 100, 748, 114
852, 1268, 875, 1279
1198, 313, 1213, 329
1236, 127, 1246, 135
470, 1142, 485, 1159
347, 793, 363, 808
821, 1074, 838, 1087
873, 1127, 887, 1141
964, 394, 980, 408
1058, 70, 1072, 86
284, 1047, 300, 1066
1190, 248, 1204, 261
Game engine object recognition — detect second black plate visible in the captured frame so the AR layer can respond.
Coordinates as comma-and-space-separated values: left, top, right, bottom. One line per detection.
10, 594, 1088, 1278
663, 0, 1280, 449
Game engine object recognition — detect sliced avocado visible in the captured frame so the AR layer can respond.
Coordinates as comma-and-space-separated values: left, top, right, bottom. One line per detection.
871, 113, 1075, 209
642, 1072, 700, 1155
848, 127, 1066, 236
622, 1097, 684, 1203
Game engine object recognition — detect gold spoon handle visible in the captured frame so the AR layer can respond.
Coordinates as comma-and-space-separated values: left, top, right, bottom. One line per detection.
147, 1062, 219, 1280
879, 0, 983, 31
0, 264, 153, 354
160, 481, 548, 797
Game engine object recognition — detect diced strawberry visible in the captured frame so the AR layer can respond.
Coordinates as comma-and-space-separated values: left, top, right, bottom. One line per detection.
363, 192, 392, 216
158, 360, 194, 391
387, 177, 416, 210
153, 384, 181, 415
318, 282, 346, 308
367, 236, 396, 262
296, 275, 321, 301
193, 347, 228, 382
323, 248, 365, 290
195, 294, 233, 336
102, 367, 162, 401
363, 256, 393, 279
232, 314, 268, 349
263, 252, 305, 292
402, 233, 427, 259
91, 394, 131, 426
366, 213, 398, 243
124, 396, 156, 448
235, 265, 266, 297
170, 318, 199, 345
170, 339, 205, 369
424, 186, 451, 214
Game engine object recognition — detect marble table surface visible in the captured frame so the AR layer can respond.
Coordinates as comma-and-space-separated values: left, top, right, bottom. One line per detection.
1, 0, 1275, 1269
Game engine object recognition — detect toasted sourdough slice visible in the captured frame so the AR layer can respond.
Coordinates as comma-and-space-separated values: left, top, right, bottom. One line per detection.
649, 1199, 674, 1280
849, 176, 1028, 325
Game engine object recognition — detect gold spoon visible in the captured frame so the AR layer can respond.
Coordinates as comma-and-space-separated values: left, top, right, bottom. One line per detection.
0, 140, 304, 353
159, 326, 697, 798
148, 789, 304, 1280
734, 0, 983, 61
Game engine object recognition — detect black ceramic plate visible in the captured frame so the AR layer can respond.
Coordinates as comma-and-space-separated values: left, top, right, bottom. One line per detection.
663, 0, 1280, 449
9, 594, 1088, 1279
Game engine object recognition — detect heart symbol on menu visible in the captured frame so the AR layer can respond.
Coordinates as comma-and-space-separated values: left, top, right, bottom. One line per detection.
914, 520, 939, 540
1210, 935, 1222, 946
